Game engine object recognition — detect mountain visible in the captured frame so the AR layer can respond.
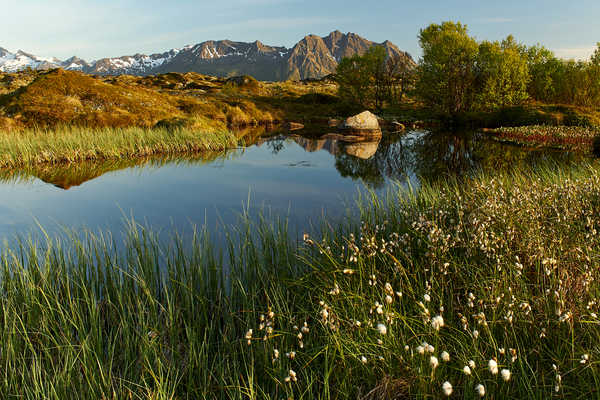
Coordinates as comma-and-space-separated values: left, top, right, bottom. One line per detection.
0, 31, 414, 81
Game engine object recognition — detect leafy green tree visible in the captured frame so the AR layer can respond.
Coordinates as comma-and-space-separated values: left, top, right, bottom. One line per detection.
336, 46, 386, 109
525, 45, 564, 102
416, 21, 479, 115
336, 46, 414, 110
475, 35, 529, 110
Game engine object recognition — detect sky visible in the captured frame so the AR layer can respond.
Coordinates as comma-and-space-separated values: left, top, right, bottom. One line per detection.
1, 0, 599, 62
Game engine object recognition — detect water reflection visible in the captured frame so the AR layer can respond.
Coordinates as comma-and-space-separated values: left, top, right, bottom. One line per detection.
0, 129, 590, 192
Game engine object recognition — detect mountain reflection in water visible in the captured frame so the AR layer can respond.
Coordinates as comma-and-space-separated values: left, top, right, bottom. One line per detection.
0, 129, 589, 191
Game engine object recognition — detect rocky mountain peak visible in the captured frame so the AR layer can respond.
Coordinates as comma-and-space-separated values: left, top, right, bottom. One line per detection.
0, 31, 415, 81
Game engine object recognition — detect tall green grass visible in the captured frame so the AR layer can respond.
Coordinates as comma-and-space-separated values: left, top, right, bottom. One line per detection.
0, 125, 238, 168
1, 163, 600, 398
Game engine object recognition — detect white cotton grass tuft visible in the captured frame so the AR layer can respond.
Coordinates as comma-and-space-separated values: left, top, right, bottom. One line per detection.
475, 384, 485, 397
376, 323, 387, 335
501, 369, 511, 382
463, 365, 472, 375
441, 351, 450, 362
488, 359, 498, 375
442, 381, 453, 396
430, 356, 439, 369
431, 315, 445, 331
469, 360, 476, 369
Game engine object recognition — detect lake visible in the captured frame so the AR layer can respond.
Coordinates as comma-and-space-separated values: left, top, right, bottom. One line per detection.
0, 129, 587, 241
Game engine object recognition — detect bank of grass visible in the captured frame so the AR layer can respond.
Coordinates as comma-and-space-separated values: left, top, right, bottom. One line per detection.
0, 162, 600, 397
0, 123, 238, 168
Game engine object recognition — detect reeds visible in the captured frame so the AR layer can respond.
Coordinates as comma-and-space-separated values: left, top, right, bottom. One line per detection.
0, 126, 238, 168
0, 163, 599, 398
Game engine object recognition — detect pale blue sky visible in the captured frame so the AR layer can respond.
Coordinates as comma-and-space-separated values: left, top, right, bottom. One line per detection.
1, 0, 599, 61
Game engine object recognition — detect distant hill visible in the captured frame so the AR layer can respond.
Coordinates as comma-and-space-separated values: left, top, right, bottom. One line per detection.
0, 31, 414, 81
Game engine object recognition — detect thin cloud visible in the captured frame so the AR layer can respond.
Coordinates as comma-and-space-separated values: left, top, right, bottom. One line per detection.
553, 46, 596, 61
473, 17, 515, 24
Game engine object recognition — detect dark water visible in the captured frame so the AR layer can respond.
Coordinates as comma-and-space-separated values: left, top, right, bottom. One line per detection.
0, 130, 588, 240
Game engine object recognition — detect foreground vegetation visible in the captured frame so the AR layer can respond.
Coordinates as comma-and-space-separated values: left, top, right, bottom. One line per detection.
0, 163, 599, 398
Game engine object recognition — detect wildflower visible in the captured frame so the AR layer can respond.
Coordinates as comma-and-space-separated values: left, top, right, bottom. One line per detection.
424, 294, 431, 302
501, 369, 511, 382
473, 329, 479, 339
273, 349, 279, 359
430, 356, 439, 369
475, 384, 485, 397
329, 283, 340, 295
469, 360, 476, 369
431, 315, 445, 331
427, 344, 435, 353
442, 381, 453, 396
581, 354, 590, 364
245, 329, 253, 345
385, 295, 393, 304
286, 351, 296, 359
289, 369, 297, 382
463, 365, 472, 375
301, 322, 309, 334
416, 345, 425, 354
384, 282, 393, 294
376, 323, 387, 335
361, 356, 367, 364
441, 351, 450, 362
488, 359, 498, 375
404, 345, 410, 352
342, 268, 355, 274
268, 310, 275, 319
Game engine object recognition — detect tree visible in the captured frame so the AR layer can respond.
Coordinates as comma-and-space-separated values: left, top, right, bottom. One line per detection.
475, 35, 529, 110
336, 46, 414, 110
524, 45, 563, 102
416, 21, 479, 115
336, 46, 385, 109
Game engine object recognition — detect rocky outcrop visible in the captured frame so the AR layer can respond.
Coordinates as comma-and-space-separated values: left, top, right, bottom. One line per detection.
340, 111, 381, 132
1, 32, 415, 81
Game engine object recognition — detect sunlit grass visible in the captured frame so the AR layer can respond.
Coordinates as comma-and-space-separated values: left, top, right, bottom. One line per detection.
0, 125, 239, 167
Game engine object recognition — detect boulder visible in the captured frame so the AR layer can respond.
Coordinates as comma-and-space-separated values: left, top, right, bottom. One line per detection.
285, 122, 305, 131
392, 121, 406, 131
340, 111, 381, 132
344, 141, 380, 160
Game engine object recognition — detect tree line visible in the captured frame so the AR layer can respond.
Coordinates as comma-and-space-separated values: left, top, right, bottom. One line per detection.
336, 21, 600, 116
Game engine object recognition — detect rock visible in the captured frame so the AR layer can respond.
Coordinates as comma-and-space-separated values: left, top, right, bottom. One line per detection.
285, 122, 305, 131
392, 121, 406, 131
340, 111, 381, 132
327, 118, 340, 127
344, 141, 380, 159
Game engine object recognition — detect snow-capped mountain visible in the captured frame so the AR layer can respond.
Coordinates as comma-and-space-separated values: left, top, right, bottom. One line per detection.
0, 47, 62, 72
0, 32, 414, 81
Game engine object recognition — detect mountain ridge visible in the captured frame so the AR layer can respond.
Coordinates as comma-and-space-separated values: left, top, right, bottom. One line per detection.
0, 31, 414, 81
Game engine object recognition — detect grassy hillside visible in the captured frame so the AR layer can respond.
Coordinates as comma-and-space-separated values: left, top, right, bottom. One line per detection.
0, 69, 344, 132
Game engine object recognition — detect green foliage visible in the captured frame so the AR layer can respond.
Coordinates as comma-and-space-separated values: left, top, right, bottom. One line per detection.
336, 46, 385, 109
525, 43, 600, 107
336, 46, 414, 110
475, 36, 530, 110
416, 21, 479, 115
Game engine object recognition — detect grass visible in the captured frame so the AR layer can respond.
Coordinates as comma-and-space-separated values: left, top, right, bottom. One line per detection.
0, 124, 238, 168
0, 162, 600, 397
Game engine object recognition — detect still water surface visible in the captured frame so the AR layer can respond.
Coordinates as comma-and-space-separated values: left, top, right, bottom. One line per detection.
0, 130, 587, 240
